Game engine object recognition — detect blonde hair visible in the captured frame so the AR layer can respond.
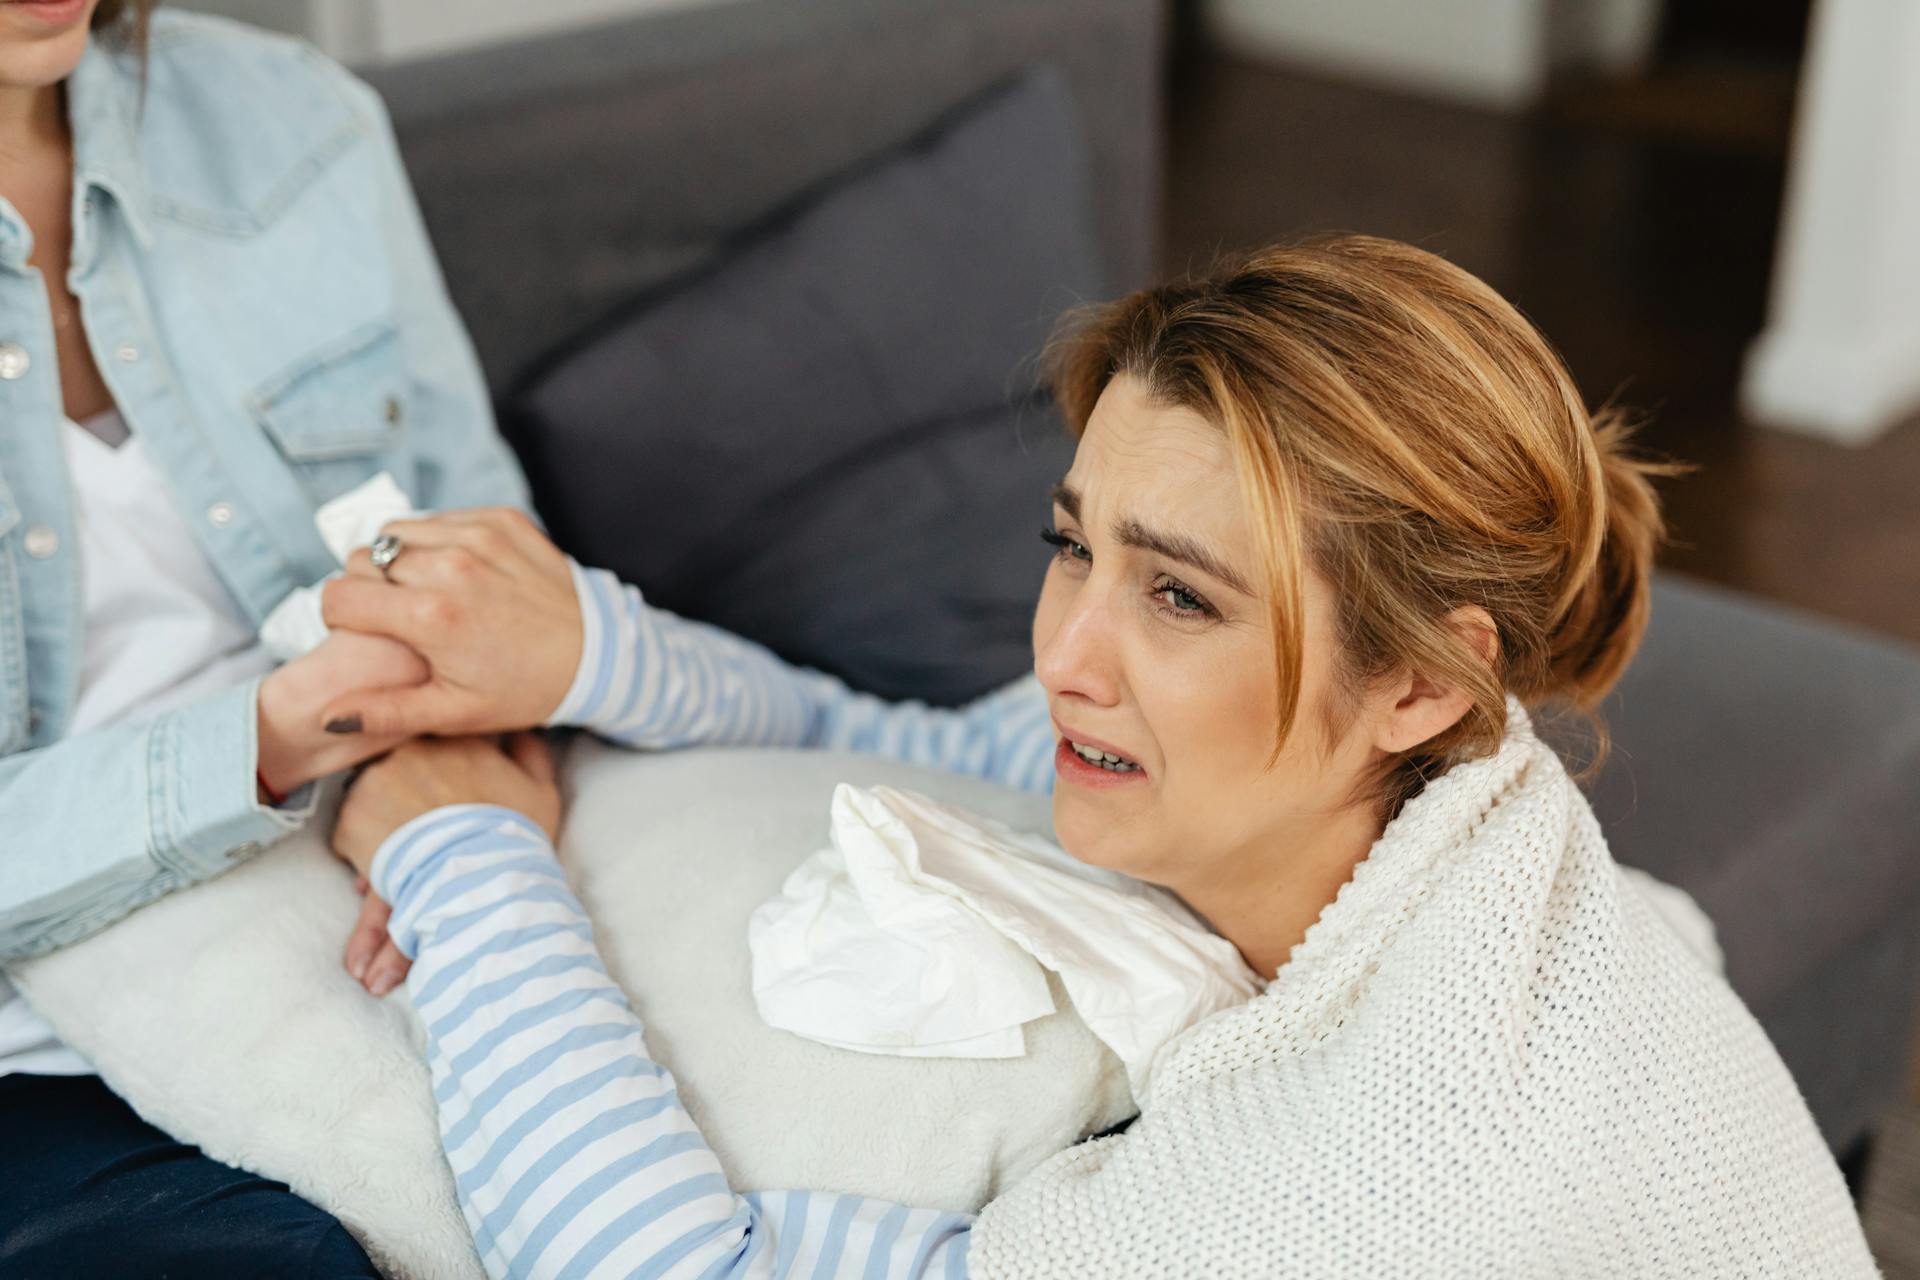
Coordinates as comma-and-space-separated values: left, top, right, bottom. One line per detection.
1045, 235, 1678, 816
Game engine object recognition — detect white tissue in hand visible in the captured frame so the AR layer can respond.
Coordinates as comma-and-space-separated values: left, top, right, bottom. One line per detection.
259, 472, 423, 660
312, 471, 417, 564
260, 589, 328, 662
748, 784, 1261, 1099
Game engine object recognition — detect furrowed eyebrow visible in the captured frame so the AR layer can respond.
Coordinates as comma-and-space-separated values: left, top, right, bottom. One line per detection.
1049, 479, 1253, 597
1114, 518, 1253, 596
1050, 480, 1081, 522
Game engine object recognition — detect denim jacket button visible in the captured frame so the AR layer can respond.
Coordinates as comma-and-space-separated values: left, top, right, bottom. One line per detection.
114, 343, 140, 363
0, 344, 29, 380
207, 502, 235, 528
230, 841, 262, 860
22, 524, 58, 558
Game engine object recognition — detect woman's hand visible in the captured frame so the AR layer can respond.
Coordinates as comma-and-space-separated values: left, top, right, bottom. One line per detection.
332, 732, 562, 881
256, 630, 429, 796
317, 507, 583, 739
343, 878, 411, 997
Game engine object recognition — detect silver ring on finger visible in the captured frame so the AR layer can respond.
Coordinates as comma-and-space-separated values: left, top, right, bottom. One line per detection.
369, 532, 405, 582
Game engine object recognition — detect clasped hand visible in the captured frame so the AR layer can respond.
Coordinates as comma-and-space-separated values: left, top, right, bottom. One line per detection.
258, 507, 581, 995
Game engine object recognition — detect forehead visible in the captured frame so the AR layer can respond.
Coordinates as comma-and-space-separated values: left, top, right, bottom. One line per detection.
1063, 375, 1244, 525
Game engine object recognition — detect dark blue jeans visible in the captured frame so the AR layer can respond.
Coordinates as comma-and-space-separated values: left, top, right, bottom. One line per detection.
0, 1073, 380, 1278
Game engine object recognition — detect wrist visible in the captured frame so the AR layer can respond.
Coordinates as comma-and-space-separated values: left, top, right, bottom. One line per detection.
257, 666, 378, 794
374, 803, 553, 938
255, 669, 315, 795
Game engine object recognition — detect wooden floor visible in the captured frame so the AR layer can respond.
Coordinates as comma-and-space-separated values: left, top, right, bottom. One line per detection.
1159, 50, 1920, 648
1158, 44, 1920, 1274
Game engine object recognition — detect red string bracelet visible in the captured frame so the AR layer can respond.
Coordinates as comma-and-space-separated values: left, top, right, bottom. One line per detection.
256, 768, 289, 807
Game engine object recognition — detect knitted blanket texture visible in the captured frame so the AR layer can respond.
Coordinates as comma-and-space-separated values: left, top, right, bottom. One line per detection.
970, 700, 1881, 1279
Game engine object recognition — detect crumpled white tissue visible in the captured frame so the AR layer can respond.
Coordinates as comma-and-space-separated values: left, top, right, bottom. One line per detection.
748, 783, 1261, 1100
260, 472, 422, 660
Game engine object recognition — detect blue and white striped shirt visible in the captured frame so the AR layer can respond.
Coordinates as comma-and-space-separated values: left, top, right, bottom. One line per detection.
550, 564, 1057, 794
369, 563, 1059, 1279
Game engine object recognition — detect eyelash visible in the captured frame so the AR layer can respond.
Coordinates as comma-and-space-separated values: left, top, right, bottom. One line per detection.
1039, 528, 1219, 620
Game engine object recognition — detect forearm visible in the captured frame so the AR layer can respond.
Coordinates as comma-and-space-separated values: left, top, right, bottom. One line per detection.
374, 808, 972, 1279
0, 680, 313, 961
553, 564, 1057, 793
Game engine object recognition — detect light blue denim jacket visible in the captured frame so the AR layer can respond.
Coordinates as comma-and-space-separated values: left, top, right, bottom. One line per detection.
0, 14, 528, 959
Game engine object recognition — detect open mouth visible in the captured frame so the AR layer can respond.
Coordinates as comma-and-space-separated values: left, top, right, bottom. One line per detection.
1065, 739, 1142, 773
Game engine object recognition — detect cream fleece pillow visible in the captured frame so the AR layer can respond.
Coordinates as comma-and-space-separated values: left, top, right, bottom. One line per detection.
9, 741, 1134, 1280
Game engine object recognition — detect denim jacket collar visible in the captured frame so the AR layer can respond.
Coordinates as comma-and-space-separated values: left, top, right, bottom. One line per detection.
66, 32, 157, 253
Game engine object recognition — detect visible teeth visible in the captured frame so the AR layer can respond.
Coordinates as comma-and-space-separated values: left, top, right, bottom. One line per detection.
1069, 740, 1139, 772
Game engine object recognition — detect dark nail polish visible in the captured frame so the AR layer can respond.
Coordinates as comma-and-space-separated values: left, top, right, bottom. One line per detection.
324, 715, 363, 734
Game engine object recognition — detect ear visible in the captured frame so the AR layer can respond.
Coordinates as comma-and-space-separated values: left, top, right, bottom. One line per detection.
1371, 606, 1499, 755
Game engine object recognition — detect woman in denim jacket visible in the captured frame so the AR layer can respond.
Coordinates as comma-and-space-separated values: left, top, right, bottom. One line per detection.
0, 2, 526, 1273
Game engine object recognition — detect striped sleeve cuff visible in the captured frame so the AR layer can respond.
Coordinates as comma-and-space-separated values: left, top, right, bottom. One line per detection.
369, 803, 559, 958
545, 560, 618, 729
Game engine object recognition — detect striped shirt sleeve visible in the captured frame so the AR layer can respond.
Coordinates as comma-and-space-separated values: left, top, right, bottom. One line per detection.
547, 562, 1057, 795
372, 805, 976, 1280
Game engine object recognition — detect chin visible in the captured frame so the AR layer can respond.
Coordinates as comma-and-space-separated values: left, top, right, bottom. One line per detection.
0, 26, 93, 89
1050, 791, 1152, 879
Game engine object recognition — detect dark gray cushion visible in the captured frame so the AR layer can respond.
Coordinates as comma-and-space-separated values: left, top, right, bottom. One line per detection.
366, 0, 1162, 391
1557, 575, 1920, 1011
504, 66, 1102, 704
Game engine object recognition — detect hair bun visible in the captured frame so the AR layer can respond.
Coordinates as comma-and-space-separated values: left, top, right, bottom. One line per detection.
1543, 408, 1680, 711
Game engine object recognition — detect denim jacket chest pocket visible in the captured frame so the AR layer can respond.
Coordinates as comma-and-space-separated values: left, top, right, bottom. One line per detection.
247, 320, 414, 507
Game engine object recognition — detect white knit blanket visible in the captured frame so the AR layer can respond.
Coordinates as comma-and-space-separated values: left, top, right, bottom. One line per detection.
9, 743, 1133, 1280
967, 700, 1881, 1279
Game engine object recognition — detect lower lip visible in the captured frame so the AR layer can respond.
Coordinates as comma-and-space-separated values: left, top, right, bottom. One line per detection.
1054, 738, 1149, 789
7, 0, 89, 26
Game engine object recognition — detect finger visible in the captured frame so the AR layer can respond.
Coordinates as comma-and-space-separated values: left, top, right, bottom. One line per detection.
340, 546, 383, 581
321, 681, 470, 738
344, 539, 462, 592
507, 731, 557, 785
364, 937, 413, 997
392, 506, 542, 540
354, 874, 370, 896
436, 508, 571, 577
378, 511, 544, 578
373, 515, 519, 564
343, 894, 392, 982
320, 574, 435, 645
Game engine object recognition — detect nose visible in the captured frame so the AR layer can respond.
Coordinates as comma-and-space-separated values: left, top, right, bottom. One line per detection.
1033, 573, 1124, 711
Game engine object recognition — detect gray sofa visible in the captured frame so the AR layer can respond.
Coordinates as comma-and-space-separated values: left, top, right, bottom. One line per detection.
362, 0, 1920, 1187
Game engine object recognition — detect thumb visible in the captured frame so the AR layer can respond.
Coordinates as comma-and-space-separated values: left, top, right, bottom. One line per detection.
321, 682, 467, 738
506, 731, 557, 786
320, 574, 419, 645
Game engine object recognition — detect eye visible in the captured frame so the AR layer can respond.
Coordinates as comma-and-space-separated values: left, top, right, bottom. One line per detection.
1152, 575, 1216, 618
1039, 527, 1091, 564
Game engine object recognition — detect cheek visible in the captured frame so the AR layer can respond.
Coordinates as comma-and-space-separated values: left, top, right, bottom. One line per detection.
1148, 640, 1278, 784
1030, 567, 1064, 665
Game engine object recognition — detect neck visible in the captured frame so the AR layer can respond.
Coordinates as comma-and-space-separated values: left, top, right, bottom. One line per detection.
1172, 800, 1385, 981
0, 82, 67, 160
